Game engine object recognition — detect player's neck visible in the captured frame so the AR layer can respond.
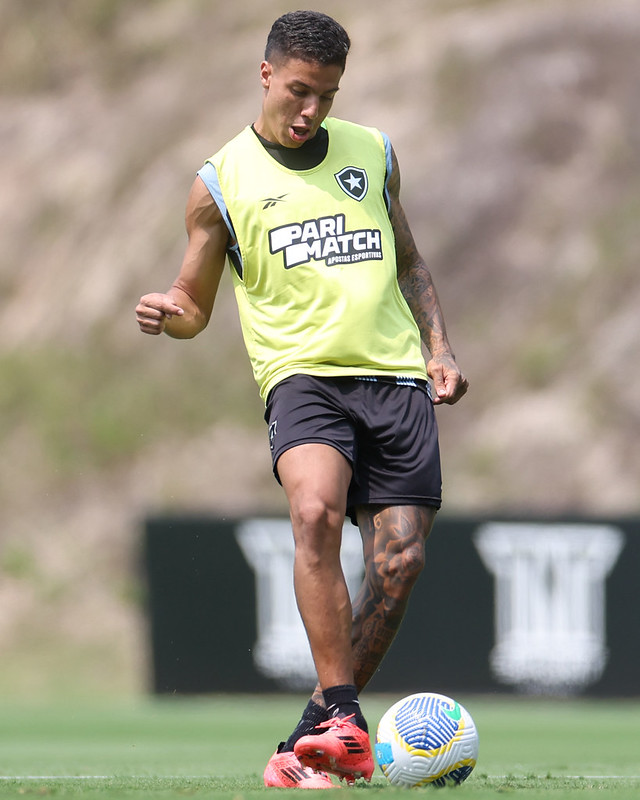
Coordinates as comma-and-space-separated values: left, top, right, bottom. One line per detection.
251, 124, 328, 170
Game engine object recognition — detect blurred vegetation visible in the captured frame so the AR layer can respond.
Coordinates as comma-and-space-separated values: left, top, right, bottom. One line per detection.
0, 343, 261, 479
1, 0, 165, 93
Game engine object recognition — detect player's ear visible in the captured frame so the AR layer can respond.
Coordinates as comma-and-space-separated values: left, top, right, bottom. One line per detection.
260, 60, 272, 89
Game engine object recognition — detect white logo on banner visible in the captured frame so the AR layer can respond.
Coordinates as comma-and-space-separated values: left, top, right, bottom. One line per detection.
236, 518, 364, 689
474, 522, 624, 693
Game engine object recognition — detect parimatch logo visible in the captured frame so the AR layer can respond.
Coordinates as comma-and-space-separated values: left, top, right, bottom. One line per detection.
269, 213, 383, 269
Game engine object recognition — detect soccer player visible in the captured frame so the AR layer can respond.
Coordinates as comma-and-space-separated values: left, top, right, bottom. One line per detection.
136, 10, 468, 789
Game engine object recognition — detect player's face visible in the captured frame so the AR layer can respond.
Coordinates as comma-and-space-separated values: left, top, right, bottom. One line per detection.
256, 57, 342, 148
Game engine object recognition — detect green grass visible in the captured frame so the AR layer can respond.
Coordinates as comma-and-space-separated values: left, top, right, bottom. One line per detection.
0, 695, 638, 798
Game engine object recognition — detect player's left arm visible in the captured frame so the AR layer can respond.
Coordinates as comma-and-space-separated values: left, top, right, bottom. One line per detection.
388, 145, 468, 405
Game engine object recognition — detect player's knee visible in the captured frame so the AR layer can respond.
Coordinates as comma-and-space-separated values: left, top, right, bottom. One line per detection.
290, 497, 343, 543
377, 541, 425, 598
393, 542, 426, 594
292, 501, 343, 571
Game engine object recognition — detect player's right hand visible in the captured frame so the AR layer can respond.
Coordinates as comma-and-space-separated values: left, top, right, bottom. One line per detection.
136, 293, 184, 335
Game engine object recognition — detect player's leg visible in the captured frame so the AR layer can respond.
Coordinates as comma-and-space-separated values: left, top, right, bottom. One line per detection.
265, 442, 355, 789
263, 377, 372, 785
278, 443, 373, 783
291, 505, 434, 783
351, 503, 437, 690
282, 382, 440, 768
345, 379, 441, 689
283, 504, 436, 719
263, 378, 371, 785
277, 442, 354, 692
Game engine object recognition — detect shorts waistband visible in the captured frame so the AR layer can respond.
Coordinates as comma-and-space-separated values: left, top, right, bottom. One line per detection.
353, 375, 429, 388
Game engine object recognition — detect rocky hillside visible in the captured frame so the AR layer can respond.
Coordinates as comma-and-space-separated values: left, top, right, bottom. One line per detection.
0, 0, 638, 697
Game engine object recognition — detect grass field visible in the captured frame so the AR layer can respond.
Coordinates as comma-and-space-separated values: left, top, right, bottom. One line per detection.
0, 694, 638, 798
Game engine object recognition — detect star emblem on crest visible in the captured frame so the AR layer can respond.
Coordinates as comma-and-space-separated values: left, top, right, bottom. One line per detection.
334, 166, 369, 201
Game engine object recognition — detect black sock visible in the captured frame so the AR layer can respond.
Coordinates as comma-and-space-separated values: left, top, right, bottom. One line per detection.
281, 700, 329, 752
322, 684, 368, 733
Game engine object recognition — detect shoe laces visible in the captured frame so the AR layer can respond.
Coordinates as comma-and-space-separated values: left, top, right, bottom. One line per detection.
315, 713, 356, 730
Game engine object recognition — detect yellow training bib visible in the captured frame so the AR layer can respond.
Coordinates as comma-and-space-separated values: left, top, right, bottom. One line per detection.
199, 117, 427, 401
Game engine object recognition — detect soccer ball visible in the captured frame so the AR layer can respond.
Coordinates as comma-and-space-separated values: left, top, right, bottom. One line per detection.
375, 692, 479, 787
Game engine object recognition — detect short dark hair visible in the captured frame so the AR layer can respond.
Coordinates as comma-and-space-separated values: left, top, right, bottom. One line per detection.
265, 10, 350, 71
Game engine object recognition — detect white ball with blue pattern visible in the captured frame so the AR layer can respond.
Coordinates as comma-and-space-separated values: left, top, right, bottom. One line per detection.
375, 692, 479, 787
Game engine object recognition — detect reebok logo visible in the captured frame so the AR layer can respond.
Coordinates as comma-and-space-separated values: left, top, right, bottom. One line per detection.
261, 194, 288, 209
269, 213, 383, 269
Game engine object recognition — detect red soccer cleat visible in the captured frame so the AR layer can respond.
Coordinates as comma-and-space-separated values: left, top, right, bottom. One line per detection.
263, 747, 336, 789
294, 715, 374, 784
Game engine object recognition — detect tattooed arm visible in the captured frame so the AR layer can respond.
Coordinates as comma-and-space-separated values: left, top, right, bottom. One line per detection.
388, 145, 468, 405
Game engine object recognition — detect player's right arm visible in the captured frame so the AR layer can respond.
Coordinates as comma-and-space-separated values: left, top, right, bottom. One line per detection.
136, 176, 228, 338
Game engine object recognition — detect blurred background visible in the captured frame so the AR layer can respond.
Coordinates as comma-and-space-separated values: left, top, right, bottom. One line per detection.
0, 0, 638, 700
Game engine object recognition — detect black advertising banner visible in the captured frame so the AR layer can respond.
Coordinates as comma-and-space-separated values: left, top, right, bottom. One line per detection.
143, 516, 639, 696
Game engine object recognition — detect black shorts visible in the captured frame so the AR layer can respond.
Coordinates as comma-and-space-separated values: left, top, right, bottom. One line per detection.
264, 374, 442, 525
